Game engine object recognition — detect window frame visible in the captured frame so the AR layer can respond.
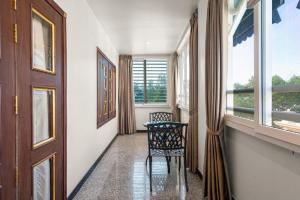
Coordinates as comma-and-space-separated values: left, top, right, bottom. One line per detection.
225, 0, 300, 148
227, 0, 255, 120
132, 55, 170, 107
177, 29, 190, 110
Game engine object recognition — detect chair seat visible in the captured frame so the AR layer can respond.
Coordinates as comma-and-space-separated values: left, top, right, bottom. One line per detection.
150, 149, 184, 157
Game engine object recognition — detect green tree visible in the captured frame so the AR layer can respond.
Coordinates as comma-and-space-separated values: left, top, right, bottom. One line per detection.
289, 75, 300, 85
232, 74, 300, 116
272, 75, 286, 86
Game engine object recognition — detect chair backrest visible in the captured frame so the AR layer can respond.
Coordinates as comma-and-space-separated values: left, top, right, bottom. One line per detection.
149, 112, 173, 122
147, 122, 188, 151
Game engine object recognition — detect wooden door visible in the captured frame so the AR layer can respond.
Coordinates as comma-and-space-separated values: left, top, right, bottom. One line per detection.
0, 0, 17, 199
16, 0, 66, 199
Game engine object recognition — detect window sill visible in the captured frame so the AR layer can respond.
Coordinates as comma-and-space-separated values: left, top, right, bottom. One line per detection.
135, 104, 171, 108
225, 114, 300, 154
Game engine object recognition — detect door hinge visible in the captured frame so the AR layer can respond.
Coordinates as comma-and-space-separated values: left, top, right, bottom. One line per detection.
12, 0, 17, 10
14, 96, 18, 115
15, 167, 19, 187
13, 24, 17, 44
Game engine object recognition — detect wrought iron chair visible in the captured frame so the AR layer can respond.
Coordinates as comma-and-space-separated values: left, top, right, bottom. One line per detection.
147, 122, 188, 192
149, 112, 174, 122
145, 112, 174, 166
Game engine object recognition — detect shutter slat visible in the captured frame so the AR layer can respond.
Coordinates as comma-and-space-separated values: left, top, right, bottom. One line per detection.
133, 59, 168, 103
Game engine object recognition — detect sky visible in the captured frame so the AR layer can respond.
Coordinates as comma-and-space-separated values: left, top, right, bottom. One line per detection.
228, 0, 300, 88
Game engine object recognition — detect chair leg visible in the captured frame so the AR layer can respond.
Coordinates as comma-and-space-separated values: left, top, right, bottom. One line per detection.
165, 156, 170, 174
149, 156, 152, 192
178, 156, 181, 172
145, 155, 149, 166
184, 154, 189, 192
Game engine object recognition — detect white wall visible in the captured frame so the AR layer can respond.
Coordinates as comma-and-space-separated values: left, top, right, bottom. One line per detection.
180, 109, 189, 123
135, 107, 172, 130
54, 0, 119, 196
225, 127, 300, 200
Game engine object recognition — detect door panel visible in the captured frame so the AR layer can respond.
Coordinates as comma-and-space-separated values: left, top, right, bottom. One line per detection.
0, 0, 17, 199
17, 0, 66, 199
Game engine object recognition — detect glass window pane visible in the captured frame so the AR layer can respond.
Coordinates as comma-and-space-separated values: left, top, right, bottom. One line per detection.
32, 88, 55, 146
227, 8, 255, 120
146, 59, 168, 103
263, 0, 300, 132
33, 156, 54, 200
32, 9, 55, 73
177, 40, 189, 108
133, 59, 168, 104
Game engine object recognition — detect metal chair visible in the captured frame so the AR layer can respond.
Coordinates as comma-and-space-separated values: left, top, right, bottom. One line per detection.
147, 122, 189, 192
145, 112, 174, 167
149, 112, 174, 122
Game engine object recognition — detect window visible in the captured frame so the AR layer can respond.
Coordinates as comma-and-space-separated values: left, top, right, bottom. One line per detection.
177, 33, 190, 109
262, 0, 300, 132
133, 58, 168, 104
227, 7, 255, 120
226, 0, 300, 134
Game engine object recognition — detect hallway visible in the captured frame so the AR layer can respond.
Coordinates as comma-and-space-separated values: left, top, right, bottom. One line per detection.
73, 133, 203, 200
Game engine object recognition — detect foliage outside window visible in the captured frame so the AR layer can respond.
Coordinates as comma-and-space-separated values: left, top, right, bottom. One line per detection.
133, 58, 168, 104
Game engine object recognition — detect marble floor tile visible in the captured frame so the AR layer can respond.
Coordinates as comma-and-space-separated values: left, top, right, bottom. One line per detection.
74, 133, 203, 200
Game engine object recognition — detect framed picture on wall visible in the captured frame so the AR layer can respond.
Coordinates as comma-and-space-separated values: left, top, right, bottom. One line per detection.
97, 47, 116, 128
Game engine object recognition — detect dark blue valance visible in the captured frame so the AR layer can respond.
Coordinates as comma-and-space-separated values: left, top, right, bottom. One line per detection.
297, 0, 300, 9
233, 0, 286, 46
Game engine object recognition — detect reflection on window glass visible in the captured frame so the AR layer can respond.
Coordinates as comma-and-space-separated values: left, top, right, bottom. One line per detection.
33, 157, 54, 200
32, 9, 54, 73
32, 88, 55, 146
265, 0, 300, 132
227, 8, 255, 120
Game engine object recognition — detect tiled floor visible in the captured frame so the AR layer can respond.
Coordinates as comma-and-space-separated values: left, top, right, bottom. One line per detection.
74, 133, 203, 200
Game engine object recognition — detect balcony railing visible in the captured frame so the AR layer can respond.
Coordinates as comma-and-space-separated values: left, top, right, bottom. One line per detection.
226, 85, 300, 123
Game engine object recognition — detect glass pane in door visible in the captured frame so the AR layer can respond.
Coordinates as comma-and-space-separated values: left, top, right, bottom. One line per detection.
33, 155, 55, 200
32, 8, 55, 73
32, 88, 55, 147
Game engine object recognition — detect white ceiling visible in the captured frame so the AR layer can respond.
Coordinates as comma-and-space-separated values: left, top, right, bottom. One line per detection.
87, 0, 198, 55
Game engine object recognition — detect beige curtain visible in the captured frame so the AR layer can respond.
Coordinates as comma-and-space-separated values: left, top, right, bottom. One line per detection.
118, 55, 136, 134
170, 52, 181, 122
187, 10, 198, 173
203, 0, 231, 199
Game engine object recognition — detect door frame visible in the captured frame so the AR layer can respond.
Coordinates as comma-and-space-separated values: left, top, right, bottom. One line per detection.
45, 0, 67, 197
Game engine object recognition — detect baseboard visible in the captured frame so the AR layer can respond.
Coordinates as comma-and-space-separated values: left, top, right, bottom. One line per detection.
196, 168, 203, 180
67, 133, 118, 199
136, 130, 147, 133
